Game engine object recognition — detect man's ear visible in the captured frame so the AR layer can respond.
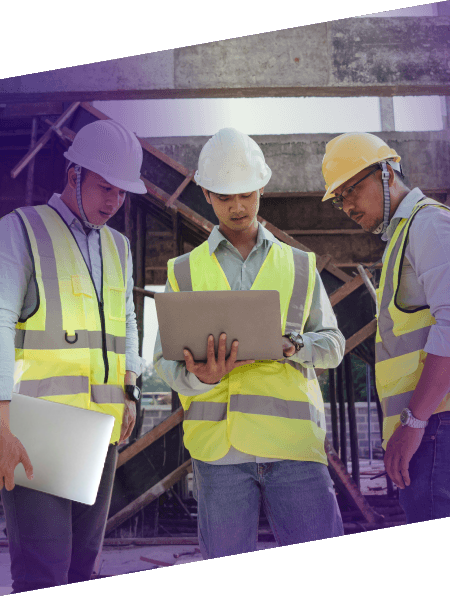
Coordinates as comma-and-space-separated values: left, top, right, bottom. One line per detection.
67, 167, 77, 190
202, 187, 211, 204
386, 164, 396, 187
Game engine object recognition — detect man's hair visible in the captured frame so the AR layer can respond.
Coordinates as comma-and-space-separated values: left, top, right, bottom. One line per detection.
66, 163, 87, 187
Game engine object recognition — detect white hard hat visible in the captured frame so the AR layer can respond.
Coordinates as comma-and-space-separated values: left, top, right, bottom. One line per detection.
194, 128, 272, 194
64, 119, 147, 194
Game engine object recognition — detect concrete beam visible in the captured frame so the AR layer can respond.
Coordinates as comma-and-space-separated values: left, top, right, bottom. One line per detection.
0, 17, 449, 103
146, 131, 450, 194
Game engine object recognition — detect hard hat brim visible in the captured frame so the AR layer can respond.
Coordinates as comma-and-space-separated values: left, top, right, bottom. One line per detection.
194, 169, 272, 195
322, 157, 401, 202
64, 151, 147, 194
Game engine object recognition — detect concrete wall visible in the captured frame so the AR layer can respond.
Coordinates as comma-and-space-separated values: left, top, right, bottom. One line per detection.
145, 131, 450, 194
141, 402, 383, 460
1, 16, 449, 102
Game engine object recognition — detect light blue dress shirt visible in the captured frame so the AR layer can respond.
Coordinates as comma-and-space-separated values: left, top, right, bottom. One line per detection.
381, 187, 450, 357
154, 222, 345, 464
0, 194, 142, 402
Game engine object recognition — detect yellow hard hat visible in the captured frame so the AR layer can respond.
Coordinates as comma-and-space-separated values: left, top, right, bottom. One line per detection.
321, 133, 401, 202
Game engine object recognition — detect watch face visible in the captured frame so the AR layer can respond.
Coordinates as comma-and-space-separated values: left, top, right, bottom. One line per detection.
400, 409, 409, 425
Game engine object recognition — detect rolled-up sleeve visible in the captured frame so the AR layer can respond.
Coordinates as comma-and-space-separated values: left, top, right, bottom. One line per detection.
290, 270, 345, 370
153, 281, 218, 396
408, 207, 450, 357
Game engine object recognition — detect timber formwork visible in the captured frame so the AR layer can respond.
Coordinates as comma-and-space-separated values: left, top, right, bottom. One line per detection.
4, 101, 404, 538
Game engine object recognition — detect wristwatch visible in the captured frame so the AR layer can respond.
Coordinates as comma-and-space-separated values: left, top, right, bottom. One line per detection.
283, 332, 304, 352
125, 385, 141, 403
400, 407, 428, 429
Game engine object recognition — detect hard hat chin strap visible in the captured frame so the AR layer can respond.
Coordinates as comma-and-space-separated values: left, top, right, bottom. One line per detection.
372, 162, 391, 235
75, 165, 103, 231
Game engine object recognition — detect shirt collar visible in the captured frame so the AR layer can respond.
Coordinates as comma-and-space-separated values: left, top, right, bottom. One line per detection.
47, 193, 100, 234
381, 187, 426, 242
207, 222, 282, 255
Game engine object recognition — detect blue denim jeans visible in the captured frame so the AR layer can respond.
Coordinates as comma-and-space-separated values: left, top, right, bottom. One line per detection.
192, 459, 344, 559
1, 444, 117, 593
399, 411, 450, 523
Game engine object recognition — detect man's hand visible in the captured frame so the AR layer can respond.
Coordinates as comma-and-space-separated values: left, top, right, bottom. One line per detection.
282, 337, 296, 358
384, 425, 425, 489
119, 398, 136, 445
184, 333, 255, 385
0, 429, 33, 491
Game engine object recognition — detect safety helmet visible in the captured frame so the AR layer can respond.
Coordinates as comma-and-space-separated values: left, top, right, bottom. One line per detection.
321, 132, 401, 202
64, 119, 146, 230
194, 128, 272, 194
322, 132, 402, 236
64, 119, 147, 195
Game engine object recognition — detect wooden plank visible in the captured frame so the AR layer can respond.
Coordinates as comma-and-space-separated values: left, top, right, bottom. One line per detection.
325, 437, 383, 526
81, 102, 191, 177
133, 286, 156, 298
316, 254, 332, 273
166, 171, 195, 207
106, 459, 192, 534
344, 319, 378, 355
258, 216, 352, 283
0, 102, 64, 119
329, 274, 367, 307
285, 229, 366, 235
10, 102, 80, 179
117, 407, 184, 469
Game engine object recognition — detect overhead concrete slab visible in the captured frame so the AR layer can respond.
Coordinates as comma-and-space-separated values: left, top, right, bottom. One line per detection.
0, 16, 449, 102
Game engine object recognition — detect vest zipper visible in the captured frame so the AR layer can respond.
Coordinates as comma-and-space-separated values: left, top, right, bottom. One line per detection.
98, 300, 109, 384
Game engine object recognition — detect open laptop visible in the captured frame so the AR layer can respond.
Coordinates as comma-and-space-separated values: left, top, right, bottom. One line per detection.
155, 290, 284, 361
10, 392, 115, 505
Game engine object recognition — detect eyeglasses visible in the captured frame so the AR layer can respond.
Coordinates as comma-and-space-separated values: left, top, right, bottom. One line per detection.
331, 167, 379, 211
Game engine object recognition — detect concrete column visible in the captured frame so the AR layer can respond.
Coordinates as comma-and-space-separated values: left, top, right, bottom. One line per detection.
379, 97, 395, 132
441, 96, 450, 130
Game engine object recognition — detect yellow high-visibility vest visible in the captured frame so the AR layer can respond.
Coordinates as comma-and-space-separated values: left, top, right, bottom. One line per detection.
14, 205, 128, 444
167, 240, 327, 464
376, 198, 450, 446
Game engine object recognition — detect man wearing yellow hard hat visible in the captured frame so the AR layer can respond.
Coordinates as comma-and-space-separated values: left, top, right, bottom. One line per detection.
0, 119, 146, 591
321, 132, 450, 524
154, 128, 345, 559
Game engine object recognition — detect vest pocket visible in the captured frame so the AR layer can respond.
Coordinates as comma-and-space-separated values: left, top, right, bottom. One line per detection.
109, 287, 126, 322
71, 275, 92, 297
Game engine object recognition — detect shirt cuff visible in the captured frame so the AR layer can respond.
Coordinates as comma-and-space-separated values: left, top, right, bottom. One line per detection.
186, 371, 219, 394
125, 354, 143, 377
424, 325, 450, 358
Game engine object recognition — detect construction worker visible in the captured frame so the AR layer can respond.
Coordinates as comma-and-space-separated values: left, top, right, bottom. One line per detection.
321, 132, 450, 523
154, 128, 345, 559
0, 119, 146, 592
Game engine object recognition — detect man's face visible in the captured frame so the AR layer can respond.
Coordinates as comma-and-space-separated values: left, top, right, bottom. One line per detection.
333, 168, 384, 233
79, 170, 127, 225
203, 188, 262, 234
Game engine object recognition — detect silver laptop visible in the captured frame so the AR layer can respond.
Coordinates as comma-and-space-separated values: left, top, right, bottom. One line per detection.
10, 393, 115, 505
155, 290, 284, 361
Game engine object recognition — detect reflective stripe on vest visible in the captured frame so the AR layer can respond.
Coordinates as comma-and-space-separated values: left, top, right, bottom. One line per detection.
375, 198, 450, 445
168, 240, 327, 464
14, 205, 128, 444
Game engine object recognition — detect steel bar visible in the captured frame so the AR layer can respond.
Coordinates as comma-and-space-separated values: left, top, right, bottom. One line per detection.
336, 363, 347, 468
344, 354, 360, 488
10, 102, 80, 179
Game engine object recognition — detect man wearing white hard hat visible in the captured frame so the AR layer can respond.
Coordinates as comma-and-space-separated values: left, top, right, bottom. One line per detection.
321, 132, 450, 524
0, 119, 146, 591
154, 128, 345, 558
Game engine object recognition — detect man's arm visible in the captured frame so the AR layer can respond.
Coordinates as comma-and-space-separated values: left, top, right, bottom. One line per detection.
287, 270, 345, 370
124, 237, 142, 378
391, 204, 450, 421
